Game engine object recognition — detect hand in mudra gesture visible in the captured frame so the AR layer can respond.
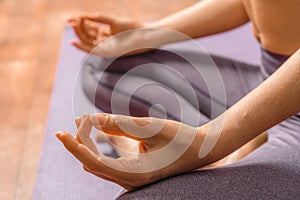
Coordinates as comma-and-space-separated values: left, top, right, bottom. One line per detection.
67, 14, 152, 58
56, 113, 207, 191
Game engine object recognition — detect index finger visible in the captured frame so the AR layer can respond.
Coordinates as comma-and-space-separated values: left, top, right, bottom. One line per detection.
70, 18, 95, 45
90, 113, 166, 141
77, 114, 99, 155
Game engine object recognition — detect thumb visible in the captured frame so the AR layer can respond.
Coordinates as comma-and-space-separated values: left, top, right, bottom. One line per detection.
90, 113, 166, 141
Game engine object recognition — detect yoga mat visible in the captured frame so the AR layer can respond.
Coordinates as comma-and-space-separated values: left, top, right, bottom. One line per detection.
33, 27, 124, 200
34, 23, 261, 199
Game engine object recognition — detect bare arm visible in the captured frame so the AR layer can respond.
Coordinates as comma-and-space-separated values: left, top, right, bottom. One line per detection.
148, 0, 249, 39
202, 48, 300, 164
68, 0, 249, 57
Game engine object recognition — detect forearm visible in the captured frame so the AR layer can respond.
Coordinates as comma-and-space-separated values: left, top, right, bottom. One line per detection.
202, 48, 300, 164
145, 0, 249, 43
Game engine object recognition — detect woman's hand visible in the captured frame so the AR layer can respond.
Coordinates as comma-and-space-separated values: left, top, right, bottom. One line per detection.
67, 14, 153, 58
55, 113, 207, 191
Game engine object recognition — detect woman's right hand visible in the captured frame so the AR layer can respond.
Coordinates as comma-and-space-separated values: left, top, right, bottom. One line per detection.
68, 14, 152, 58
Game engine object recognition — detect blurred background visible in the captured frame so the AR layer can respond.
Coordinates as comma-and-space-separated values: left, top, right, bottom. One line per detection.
0, 0, 198, 199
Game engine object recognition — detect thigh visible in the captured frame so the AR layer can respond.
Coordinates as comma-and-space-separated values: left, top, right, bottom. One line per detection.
81, 60, 209, 126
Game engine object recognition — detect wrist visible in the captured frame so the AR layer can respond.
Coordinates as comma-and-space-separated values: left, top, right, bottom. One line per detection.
198, 124, 214, 159
194, 123, 220, 167
144, 19, 164, 29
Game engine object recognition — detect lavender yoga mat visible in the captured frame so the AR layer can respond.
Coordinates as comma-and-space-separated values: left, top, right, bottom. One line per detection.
33, 27, 124, 200
34, 23, 264, 199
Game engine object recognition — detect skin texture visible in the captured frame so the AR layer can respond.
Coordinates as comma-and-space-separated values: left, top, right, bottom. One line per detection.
57, 0, 300, 191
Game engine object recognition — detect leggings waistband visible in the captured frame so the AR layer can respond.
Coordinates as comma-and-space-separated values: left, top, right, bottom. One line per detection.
261, 47, 290, 75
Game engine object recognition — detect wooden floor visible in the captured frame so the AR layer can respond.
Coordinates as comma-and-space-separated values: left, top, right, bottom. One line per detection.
0, 0, 198, 199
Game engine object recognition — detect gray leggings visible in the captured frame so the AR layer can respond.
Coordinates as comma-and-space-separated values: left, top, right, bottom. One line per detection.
81, 48, 264, 126
80, 47, 300, 199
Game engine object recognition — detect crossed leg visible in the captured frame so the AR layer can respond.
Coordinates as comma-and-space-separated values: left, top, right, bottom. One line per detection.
80, 49, 267, 166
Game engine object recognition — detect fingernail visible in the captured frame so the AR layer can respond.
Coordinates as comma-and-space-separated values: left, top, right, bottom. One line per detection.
90, 113, 106, 126
55, 131, 63, 139
75, 117, 81, 129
